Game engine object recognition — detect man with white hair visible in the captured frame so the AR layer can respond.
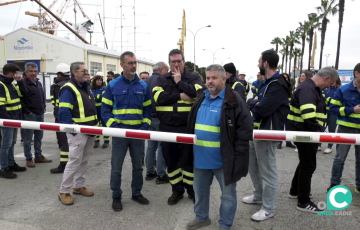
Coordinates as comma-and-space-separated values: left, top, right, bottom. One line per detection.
50, 63, 71, 174
238, 72, 249, 97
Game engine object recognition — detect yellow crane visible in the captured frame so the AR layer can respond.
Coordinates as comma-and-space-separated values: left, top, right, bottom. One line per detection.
177, 10, 186, 54
311, 32, 317, 69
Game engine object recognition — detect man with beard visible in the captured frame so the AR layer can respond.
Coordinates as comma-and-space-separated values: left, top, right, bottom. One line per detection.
251, 72, 264, 98
102, 51, 152, 212
243, 50, 291, 221
106, 71, 114, 86
153, 49, 206, 205
223, 62, 246, 100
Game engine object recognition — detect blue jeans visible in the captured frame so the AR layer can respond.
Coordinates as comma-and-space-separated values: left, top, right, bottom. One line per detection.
330, 125, 360, 188
193, 167, 237, 229
111, 137, 144, 198
248, 140, 278, 213
0, 127, 17, 170
145, 118, 166, 177
327, 113, 338, 148
23, 113, 44, 160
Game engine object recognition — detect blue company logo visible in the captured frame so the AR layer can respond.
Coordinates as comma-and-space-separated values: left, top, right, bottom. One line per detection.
17, 38, 28, 44
14, 37, 33, 50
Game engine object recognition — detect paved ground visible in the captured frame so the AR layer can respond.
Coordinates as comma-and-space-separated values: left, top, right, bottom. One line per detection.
0, 102, 359, 230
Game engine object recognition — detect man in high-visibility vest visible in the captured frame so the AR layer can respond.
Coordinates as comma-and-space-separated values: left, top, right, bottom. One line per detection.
153, 49, 206, 205
223, 62, 245, 100
0, 64, 27, 179
58, 62, 98, 205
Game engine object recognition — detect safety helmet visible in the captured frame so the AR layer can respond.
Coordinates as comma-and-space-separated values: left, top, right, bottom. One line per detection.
56, 63, 70, 75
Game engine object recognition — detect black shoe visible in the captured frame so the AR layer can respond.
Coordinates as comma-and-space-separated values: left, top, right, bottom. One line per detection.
93, 142, 99, 148
131, 194, 149, 205
156, 174, 170, 184
288, 193, 313, 199
0, 169, 17, 179
277, 143, 282, 149
188, 194, 195, 204
327, 184, 337, 192
286, 143, 296, 148
297, 201, 323, 213
112, 197, 123, 212
168, 194, 184, 205
145, 172, 157, 181
102, 143, 109, 149
50, 167, 65, 174
9, 163, 27, 172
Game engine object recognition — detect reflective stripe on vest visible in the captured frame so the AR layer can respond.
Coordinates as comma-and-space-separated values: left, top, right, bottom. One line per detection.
0, 81, 22, 111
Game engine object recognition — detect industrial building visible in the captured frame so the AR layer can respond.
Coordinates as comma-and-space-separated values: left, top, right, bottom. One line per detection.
0, 28, 155, 100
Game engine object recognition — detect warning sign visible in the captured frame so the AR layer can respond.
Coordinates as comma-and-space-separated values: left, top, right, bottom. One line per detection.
338, 70, 354, 85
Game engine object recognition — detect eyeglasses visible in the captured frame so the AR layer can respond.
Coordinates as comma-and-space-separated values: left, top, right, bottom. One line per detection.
170, 60, 183, 64
122, 61, 137, 66
75, 69, 88, 74
257, 75, 261, 77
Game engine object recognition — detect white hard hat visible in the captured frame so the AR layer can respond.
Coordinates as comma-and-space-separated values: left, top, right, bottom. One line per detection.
56, 63, 70, 75
96, 71, 104, 76
239, 72, 246, 75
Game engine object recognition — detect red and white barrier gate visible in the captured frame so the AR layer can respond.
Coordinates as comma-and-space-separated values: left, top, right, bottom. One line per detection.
0, 119, 196, 144
1, 119, 359, 145
254, 130, 360, 145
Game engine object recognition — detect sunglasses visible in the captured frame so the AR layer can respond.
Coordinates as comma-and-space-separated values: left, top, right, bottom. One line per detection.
75, 69, 89, 74
170, 60, 183, 64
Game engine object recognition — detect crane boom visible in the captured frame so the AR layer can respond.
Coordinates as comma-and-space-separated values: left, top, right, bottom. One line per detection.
0, 0, 27, 6
74, 0, 89, 19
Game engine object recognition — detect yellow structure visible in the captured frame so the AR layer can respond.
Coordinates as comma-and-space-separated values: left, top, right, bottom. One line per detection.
311, 32, 317, 69
177, 10, 186, 54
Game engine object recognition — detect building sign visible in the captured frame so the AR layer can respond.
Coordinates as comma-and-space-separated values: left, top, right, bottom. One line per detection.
338, 70, 353, 85
14, 38, 33, 50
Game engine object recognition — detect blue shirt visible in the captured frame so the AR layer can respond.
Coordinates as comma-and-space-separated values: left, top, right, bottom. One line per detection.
193, 87, 225, 169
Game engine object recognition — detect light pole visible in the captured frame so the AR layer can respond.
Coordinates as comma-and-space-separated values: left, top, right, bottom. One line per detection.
215, 57, 230, 65
178, 25, 211, 71
203, 48, 225, 64
325, 54, 330, 67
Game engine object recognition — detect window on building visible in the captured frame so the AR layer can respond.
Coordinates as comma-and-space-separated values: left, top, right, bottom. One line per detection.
90, 61, 102, 76
106, 64, 116, 72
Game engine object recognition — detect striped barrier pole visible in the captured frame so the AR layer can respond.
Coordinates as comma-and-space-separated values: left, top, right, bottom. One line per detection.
253, 130, 359, 145
0, 119, 197, 144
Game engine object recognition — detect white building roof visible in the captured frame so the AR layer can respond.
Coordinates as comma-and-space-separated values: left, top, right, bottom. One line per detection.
4, 28, 155, 65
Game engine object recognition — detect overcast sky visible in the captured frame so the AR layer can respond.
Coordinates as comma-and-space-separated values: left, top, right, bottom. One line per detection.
1, 0, 359, 80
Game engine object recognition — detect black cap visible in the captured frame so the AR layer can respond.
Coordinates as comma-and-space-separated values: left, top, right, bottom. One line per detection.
223, 62, 236, 76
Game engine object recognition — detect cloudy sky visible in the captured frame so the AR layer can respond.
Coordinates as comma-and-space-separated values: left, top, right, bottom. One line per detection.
0, 0, 359, 80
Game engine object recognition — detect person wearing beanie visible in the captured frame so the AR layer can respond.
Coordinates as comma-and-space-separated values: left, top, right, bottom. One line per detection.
223, 63, 246, 100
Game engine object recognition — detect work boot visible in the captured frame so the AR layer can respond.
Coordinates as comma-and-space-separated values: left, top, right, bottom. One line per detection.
93, 142, 99, 148
327, 184, 337, 192
156, 174, 170, 184
131, 194, 149, 205
168, 194, 184, 205
73, 187, 94, 196
9, 163, 27, 172
102, 143, 109, 149
112, 197, 123, 212
26, 159, 36, 168
145, 171, 157, 181
186, 219, 211, 230
0, 169, 17, 179
34, 156, 52, 163
286, 143, 296, 148
58, 193, 74, 205
50, 167, 65, 174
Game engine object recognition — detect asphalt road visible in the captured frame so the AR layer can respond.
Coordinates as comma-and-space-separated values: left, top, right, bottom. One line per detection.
0, 102, 359, 230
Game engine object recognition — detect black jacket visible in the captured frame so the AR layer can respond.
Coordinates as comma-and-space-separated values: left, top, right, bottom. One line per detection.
247, 75, 291, 130
20, 77, 46, 115
179, 86, 253, 186
239, 79, 250, 95
226, 75, 246, 100
154, 69, 206, 126
0, 75, 23, 120
53, 75, 71, 119
145, 72, 161, 118
288, 78, 327, 132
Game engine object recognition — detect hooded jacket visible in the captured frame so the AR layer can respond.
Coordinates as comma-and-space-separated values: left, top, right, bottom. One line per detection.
179, 86, 253, 186
226, 75, 246, 100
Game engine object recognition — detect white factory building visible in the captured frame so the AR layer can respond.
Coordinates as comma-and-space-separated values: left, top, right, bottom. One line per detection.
0, 28, 155, 100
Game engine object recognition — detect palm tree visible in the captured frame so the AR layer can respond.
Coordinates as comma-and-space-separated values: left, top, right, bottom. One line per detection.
282, 36, 291, 75
297, 21, 310, 73
307, 13, 321, 70
279, 49, 286, 73
277, 65, 283, 72
271, 37, 282, 53
316, 0, 338, 69
288, 31, 300, 75
335, 0, 353, 69
293, 48, 302, 78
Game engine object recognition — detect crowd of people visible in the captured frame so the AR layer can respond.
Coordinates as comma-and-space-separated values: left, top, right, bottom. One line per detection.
0, 48, 359, 230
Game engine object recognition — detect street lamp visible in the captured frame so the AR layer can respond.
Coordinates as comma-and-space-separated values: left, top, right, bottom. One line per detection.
215, 57, 231, 65
178, 25, 211, 71
203, 48, 225, 64
325, 54, 330, 67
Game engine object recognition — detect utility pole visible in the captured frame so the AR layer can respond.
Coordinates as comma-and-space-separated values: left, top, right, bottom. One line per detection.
74, 0, 77, 32
121, 0, 123, 53
39, 2, 42, 31
325, 54, 330, 67
103, 0, 105, 48
134, 0, 136, 54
